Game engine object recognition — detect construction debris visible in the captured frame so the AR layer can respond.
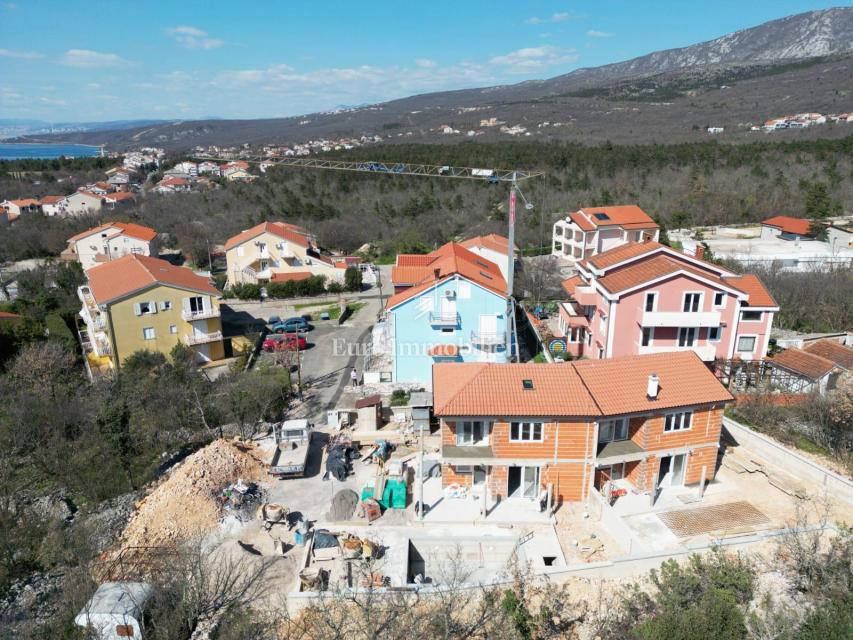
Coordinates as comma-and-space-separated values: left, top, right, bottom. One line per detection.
116, 439, 267, 548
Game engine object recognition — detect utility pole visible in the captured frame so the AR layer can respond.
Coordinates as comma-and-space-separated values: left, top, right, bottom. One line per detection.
505, 175, 517, 361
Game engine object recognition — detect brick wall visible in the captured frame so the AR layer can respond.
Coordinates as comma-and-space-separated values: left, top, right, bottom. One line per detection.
541, 462, 588, 503
441, 464, 473, 488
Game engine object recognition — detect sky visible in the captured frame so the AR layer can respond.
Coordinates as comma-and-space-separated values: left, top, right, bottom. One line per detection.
0, 1, 847, 122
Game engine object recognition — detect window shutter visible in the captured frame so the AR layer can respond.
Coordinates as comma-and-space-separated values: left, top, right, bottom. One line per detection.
134, 303, 142, 316
149, 300, 157, 314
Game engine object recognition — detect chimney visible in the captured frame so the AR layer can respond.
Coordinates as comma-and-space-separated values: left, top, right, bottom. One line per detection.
433, 268, 441, 281
694, 245, 705, 260
647, 374, 659, 400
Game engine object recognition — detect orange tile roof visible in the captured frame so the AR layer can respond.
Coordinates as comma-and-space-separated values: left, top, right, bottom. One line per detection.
39, 195, 64, 205
0, 311, 22, 320
396, 254, 434, 267
568, 211, 596, 232
87, 254, 219, 305
224, 221, 311, 251
587, 240, 663, 269
105, 191, 135, 202
270, 271, 313, 282
761, 216, 812, 236
428, 344, 460, 357
8, 198, 40, 207
561, 275, 583, 297
68, 222, 157, 243
459, 233, 512, 255
596, 254, 726, 295
804, 340, 853, 370
386, 242, 507, 309
573, 205, 659, 230
726, 274, 777, 308
433, 351, 732, 417
771, 348, 837, 380
159, 177, 189, 186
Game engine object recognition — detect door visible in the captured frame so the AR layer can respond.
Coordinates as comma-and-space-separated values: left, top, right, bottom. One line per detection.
440, 295, 457, 322
657, 456, 672, 487
670, 454, 686, 487
509, 466, 540, 499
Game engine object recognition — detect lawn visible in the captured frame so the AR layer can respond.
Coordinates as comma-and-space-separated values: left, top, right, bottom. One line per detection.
295, 301, 366, 320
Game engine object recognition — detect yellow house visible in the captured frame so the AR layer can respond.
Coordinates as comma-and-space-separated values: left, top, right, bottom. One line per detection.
224, 220, 347, 288
79, 254, 225, 369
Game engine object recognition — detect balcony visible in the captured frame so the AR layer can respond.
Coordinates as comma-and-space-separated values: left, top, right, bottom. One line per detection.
638, 343, 717, 361
640, 310, 721, 328
596, 439, 646, 464
183, 330, 223, 346
429, 311, 460, 327
470, 330, 503, 346
441, 444, 495, 463
182, 307, 221, 322
572, 285, 597, 306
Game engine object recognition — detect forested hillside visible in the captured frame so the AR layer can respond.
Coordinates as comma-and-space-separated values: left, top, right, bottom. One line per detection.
1, 136, 850, 265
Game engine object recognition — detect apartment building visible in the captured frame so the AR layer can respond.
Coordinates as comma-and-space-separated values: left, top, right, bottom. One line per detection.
557, 241, 778, 362
79, 254, 224, 369
434, 351, 733, 505
224, 220, 346, 287
552, 205, 660, 262
63, 222, 159, 271
383, 242, 509, 383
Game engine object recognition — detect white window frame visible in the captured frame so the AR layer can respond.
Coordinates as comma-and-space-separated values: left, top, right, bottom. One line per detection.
510, 421, 544, 443
708, 326, 721, 342
159, 300, 172, 311
682, 292, 702, 313
678, 327, 697, 347
457, 420, 489, 446
644, 291, 658, 313
740, 310, 763, 322
712, 291, 726, 309
736, 335, 757, 354
641, 326, 654, 347
664, 411, 693, 432
598, 418, 628, 443
455, 465, 473, 474
169, 324, 178, 334
142, 327, 155, 340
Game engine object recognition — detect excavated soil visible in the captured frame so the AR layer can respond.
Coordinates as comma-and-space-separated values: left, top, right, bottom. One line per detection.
116, 439, 268, 549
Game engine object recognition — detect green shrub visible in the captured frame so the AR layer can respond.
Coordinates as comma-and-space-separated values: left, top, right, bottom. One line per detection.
344, 266, 363, 292
44, 313, 77, 353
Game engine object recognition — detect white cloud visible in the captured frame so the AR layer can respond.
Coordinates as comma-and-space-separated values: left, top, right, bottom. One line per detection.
0, 48, 44, 59
59, 49, 128, 68
167, 25, 224, 50
39, 96, 67, 106
525, 11, 574, 25
415, 58, 437, 68
587, 29, 614, 38
489, 45, 578, 74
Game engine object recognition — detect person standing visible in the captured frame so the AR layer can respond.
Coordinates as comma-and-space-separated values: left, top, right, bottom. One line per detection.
350, 368, 359, 387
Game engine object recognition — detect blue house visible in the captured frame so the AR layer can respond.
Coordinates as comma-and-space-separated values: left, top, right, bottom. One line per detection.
385, 242, 509, 383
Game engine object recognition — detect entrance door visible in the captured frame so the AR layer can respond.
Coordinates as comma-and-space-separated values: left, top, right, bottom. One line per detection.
508, 466, 539, 499
670, 454, 686, 486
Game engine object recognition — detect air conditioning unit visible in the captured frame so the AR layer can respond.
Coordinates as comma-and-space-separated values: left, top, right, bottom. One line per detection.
444, 290, 455, 298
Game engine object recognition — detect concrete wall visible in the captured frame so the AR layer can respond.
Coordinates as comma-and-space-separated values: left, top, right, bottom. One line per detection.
723, 417, 853, 506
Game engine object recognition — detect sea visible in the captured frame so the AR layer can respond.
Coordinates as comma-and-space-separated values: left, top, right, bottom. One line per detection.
0, 143, 102, 160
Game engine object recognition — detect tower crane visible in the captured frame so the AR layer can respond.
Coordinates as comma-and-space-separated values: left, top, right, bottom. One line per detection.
197, 154, 544, 360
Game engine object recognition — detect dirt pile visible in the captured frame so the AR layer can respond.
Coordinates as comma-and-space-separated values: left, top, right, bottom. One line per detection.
117, 439, 267, 548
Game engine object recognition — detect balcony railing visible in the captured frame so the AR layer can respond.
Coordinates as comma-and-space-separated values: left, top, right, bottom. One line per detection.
182, 307, 221, 321
640, 310, 721, 328
429, 311, 460, 327
183, 330, 223, 346
470, 330, 503, 346
572, 285, 597, 306
637, 343, 717, 361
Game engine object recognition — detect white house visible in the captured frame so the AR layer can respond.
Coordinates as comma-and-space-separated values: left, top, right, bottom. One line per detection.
61, 191, 103, 217
459, 233, 515, 283
64, 221, 160, 270
552, 205, 660, 262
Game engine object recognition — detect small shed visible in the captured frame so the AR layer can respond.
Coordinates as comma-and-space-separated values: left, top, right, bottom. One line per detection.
355, 394, 382, 429
409, 391, 433, 434
75, 582, 153, 639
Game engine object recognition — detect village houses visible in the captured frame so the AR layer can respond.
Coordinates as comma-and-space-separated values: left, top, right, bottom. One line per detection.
557, 240, 778, 362
78, 254, 224, 371
552, 205, 660, 263
434, 351, 733, 506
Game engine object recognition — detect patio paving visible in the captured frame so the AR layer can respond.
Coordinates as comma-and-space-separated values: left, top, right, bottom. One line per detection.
657, 500, 770, 538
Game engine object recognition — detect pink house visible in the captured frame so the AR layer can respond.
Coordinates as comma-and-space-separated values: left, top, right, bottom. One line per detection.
557, 241, 778, 362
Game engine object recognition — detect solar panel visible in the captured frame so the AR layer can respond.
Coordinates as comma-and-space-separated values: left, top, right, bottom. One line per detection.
593, 213, 610, 220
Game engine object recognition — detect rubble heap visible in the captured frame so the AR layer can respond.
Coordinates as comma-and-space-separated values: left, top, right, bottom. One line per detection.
117, 439, 267, 548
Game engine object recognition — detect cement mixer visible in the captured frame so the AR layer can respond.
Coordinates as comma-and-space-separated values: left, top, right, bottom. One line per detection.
257, 502, 289, 530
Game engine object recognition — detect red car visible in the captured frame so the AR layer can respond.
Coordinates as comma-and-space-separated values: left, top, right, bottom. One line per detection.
262, 334, 308, 352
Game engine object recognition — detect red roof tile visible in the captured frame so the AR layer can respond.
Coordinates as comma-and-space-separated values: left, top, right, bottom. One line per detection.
571, 205, 659, 230
87, 254, 219, 305
39, 195, 64, 205
459, 233, 512, 255
771, 348, 837, 380
224, 221, 311, 251
270, 271, 313, 282
587, 240, 663, 270
804, 340, 853, 370
727, 274, 777, 308
68, 222, 157, 243
561, 275, 583, 297
761, 216, 813, 236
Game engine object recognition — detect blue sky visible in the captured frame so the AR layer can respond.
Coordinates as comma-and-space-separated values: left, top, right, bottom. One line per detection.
0, 1, 846, 121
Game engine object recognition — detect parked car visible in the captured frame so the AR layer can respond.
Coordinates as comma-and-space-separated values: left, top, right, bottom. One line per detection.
262, 334, 308, 352
268, 315, 281, 325
271, 317, 311, 333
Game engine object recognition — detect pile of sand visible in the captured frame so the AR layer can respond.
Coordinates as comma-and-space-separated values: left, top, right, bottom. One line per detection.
117, 439, 268, 548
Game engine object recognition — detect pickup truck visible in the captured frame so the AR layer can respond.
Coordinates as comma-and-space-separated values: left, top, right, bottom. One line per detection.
269, 419, 313, 478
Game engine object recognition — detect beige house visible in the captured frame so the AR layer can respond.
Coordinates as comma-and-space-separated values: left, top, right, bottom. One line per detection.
224, 221, 347, 287
64, 222, 160, 271
62, 191, 103, 217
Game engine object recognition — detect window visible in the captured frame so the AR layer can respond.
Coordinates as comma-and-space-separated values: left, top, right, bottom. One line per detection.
135, 301, 156, 316
441, 327, 454, 334
713, 292, 725, 307
598, 418, 628, 443
555, 226, 563, 236
737, 336, 756, 353
142, 327, 155, 340
683, 293, 701, 312
636, 231, 644, 241
678, 327, 697, 347
664, 411, 692, 432
159, 300, 172, 311
741, 310, 762, 322
457, 421, 489, 445
708, 326, 721, 342
645, 292, 657, 312
169, 324, 177, 334
510, 422, 543, 442
455, 465, 472, 474
641, 327, 654, 347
